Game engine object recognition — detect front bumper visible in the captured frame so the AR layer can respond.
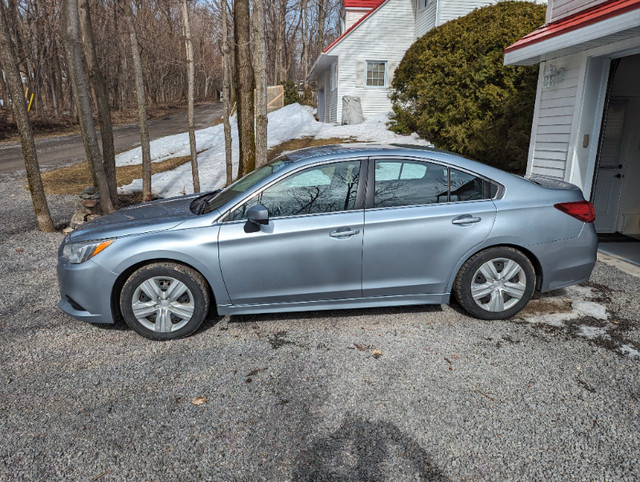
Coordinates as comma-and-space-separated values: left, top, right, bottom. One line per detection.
57, 256, 118, 324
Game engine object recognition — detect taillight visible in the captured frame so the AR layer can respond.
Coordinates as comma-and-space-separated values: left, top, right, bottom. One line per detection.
554, 201, 595, 223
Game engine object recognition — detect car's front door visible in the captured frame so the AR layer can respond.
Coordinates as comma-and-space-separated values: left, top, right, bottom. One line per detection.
218, 160, 364, 306
362, 158, 497, 297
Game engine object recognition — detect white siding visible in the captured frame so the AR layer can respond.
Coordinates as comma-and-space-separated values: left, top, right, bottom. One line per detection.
438, 0, 494, 24
345, 8, 370, 30
548, 0, 608, 23
415, 0, 437, 38
528, 56, 583, 179
330, 0, 416, 121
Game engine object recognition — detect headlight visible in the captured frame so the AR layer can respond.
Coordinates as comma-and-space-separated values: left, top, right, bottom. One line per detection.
63, 239, 114, 264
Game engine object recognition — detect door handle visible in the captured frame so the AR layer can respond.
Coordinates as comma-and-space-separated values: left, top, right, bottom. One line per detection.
615, 173, 622, 178
452, 215, 481, 225
330, 227, 360, 238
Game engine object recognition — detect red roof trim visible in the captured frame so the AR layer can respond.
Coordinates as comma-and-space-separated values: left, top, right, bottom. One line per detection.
344, 0, 382, 8
324, 0, 387, 53
505, 0, 640, 53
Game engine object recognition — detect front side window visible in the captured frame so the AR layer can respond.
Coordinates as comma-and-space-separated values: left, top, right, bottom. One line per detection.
229, 161, 360, 220
366, 61, 386, 87
373, 160, 488, 208
201, 156, 291, 214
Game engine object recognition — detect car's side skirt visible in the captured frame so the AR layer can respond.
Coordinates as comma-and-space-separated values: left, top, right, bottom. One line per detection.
217, 293, 451, 315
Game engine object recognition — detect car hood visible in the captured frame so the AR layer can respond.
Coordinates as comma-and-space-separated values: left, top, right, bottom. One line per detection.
67, 193, 201, 243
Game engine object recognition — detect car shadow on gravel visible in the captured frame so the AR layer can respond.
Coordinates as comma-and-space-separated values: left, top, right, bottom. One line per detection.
226, 304, 446, 325
292, 414, 447, 481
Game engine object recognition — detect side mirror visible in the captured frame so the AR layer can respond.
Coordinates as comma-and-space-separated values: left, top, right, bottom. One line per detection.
244, 204, 269, 233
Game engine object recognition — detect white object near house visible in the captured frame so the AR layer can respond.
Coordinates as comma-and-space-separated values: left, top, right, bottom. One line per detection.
505, 0, 640, 237
308, 0, 495, 124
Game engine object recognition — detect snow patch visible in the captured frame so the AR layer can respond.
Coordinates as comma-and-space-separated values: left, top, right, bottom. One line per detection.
571, 300, 607, 320
117, 103, 429, 199
523, 312, 575, 327
577, 325, 611, 340
522, 288, 608, 327
619, 344, 640, 360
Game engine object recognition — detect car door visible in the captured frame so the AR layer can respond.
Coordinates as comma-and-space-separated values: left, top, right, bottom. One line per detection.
362, 158, 497, 297
218, 159, 365, 306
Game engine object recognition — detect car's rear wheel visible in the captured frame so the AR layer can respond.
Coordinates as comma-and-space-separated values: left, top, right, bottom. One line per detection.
454, 247, 535, 320
120, 262, 210, 340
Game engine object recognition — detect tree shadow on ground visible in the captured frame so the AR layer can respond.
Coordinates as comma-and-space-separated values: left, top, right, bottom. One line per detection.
292, 415, 448, 481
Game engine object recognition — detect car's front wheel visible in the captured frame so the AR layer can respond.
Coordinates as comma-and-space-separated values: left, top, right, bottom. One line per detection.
454, 247, 535, 320
120, 262, 210, 340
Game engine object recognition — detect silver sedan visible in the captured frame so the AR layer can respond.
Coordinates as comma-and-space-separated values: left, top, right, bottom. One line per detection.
57, 145, 597, 340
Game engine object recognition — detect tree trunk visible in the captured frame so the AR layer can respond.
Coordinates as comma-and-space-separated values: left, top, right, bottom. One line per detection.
122, 0, 152, 201
61, 0, 115, 213
221, 0, 233, 186
252, 0, 268, 168
0, 3, 55, 232
180, 0, 200, 193
234, 0, 255, 177
78, 0, 118, 207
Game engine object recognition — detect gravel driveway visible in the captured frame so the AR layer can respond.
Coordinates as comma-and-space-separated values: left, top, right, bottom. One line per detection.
1, 173, 639, 480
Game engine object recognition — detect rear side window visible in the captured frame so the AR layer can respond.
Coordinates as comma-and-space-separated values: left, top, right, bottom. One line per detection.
373, 160, 490, 208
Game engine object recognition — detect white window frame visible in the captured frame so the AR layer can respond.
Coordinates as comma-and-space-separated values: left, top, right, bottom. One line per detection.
331, 63, 338, 91
417, 0, 429, 11
365, 60, 387, 88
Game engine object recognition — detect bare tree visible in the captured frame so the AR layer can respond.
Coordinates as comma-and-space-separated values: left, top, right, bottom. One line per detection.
78, 0, 118, 207
220, 0, 233, 185
180, 0, 200, 193
122, 0, 152, 201
62, 0, 114, 213
253, 0, 268, 168
234, 0, 255, 176
0, 2, 54, 232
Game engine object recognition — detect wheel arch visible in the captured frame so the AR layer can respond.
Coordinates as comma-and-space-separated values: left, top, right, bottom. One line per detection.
447, 243, 544, 294
110, 258, 217, 324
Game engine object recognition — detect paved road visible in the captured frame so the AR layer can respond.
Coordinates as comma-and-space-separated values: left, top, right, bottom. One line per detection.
0, 102, 223, 175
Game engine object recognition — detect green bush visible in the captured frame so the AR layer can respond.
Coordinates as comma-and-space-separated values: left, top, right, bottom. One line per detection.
281, 80, 301, 106
390, 1, 545, 173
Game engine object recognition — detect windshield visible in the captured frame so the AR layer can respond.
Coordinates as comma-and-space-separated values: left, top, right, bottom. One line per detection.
200, 157, 292, 214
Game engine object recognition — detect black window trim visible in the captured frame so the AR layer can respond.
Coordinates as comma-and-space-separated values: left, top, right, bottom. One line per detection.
364, 156, 504, 210
219, 158, 368, 223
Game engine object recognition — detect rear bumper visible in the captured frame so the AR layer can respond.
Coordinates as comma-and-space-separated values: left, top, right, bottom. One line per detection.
529, 224, 598, 292
57, 257, 118, 324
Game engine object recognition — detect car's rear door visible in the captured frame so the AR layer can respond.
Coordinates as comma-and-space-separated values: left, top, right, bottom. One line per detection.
218, 159, 365, 306
362, 157, 497, 297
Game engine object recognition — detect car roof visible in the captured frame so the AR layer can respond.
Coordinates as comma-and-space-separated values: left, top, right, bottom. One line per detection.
282, 143, 507, 178
281, 143, 441, 163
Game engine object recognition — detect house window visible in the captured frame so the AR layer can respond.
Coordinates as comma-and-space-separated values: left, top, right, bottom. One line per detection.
366, 61, 386, 87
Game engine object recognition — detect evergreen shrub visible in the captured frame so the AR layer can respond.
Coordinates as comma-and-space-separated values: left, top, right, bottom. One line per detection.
390, 1, 546, 173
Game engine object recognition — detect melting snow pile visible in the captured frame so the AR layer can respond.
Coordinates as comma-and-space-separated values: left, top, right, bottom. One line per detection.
117, 103, 428, 198
520, 285, 639, 360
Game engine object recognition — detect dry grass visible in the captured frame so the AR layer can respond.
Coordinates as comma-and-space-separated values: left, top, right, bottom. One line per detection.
41, 154, 196, 195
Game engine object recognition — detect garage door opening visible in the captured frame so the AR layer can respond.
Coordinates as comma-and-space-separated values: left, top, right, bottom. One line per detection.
592, 54, 640, 237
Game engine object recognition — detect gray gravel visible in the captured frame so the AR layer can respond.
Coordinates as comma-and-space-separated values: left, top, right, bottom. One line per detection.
1, 173, 639, 481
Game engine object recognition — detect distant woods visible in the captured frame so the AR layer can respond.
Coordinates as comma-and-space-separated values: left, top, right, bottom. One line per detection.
0, 0, 341, 126
0, 0, 341, 231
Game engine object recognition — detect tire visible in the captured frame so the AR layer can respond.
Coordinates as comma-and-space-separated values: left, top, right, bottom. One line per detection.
454, 247, 535, 320
120, 262, 210, 340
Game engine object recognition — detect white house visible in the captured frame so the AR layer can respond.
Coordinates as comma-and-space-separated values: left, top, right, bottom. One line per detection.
308, 0, 495, 124
505, 0, 640, 237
